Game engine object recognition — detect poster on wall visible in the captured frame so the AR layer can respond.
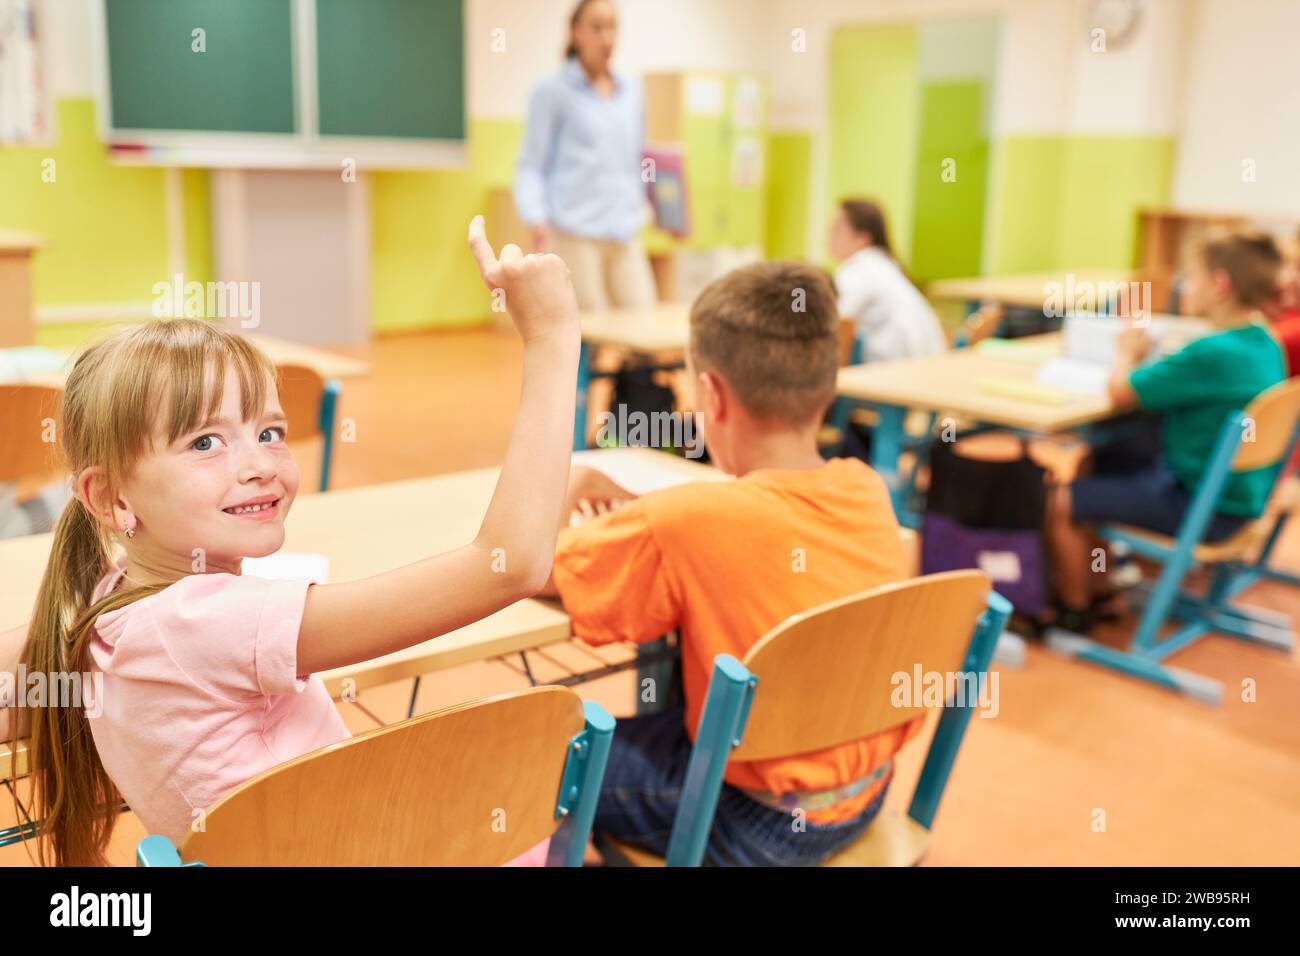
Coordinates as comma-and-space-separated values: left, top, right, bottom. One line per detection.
731, 77, 762, 129
0, 0, 49, 143
731, 136, 763, 189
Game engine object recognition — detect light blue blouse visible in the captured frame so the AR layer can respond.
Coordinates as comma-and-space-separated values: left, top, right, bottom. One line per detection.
514, 58, 646, 242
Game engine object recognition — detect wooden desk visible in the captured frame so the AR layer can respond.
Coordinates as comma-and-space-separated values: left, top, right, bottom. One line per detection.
837, 334, 1117, 434
836, 333, 1128, 521
10, 332, 370, 389
0, 231, 43, 349
580, 303, 689, 353
927, 270, 1140, 312
575, 303, 690, 450
0, 448, 723, 780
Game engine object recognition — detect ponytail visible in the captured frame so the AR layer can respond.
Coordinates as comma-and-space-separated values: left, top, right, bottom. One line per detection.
18, 497, 163, 866
839, 199, 895, 259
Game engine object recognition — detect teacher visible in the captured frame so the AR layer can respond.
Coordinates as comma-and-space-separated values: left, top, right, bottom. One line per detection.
514, 0, 657, 312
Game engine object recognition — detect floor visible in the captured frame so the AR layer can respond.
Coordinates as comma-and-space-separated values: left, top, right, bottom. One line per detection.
4, 325, 1298, 866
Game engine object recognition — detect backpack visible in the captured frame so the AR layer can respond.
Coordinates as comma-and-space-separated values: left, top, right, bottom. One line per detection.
921, 438, 1048, 616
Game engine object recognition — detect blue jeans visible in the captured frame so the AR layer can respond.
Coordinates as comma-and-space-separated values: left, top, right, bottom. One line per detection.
593, 707, 889, 866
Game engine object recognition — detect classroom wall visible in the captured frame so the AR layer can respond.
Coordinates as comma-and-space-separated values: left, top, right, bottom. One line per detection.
1171, 0, 1300, 218
7, 0, 773, 337
769, 0, 1186, 274
983, 0, 1183, 273
9, 0, 1298, 340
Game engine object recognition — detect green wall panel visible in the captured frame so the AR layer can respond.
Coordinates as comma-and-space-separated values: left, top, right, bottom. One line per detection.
765, 132, 812, 261
0, 99, 203, 306
827, 23, 920, 266
910, 80, 989, 282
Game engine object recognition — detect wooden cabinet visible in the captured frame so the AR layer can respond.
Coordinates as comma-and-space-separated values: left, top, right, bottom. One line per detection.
1138, 209, 1250, 313
0, 232, 42, 348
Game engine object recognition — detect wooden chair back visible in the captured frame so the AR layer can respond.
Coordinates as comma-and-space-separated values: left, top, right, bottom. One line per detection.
180, 686, 587, 866
0, 384, 64, 484
732, 571, 991, 762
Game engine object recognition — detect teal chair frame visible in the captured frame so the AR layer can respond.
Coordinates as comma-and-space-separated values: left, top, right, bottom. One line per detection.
625, 590, 1010, 867
138, 700, 614, 867
1225, 481, 1300, 594
318, 378, 341, 492
1047, 410, 1300, 704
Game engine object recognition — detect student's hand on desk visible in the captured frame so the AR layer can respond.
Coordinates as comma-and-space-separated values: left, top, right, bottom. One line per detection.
1118, 323, 1154, 364
468, 215, 578, 343
566, 465, 636, 518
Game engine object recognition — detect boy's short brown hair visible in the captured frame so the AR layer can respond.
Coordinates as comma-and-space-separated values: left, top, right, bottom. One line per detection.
1193, 230, 1282, 309
689, 260, 840, 425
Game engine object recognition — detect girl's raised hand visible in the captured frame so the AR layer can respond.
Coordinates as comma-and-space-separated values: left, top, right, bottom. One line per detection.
468, 215, 580, 343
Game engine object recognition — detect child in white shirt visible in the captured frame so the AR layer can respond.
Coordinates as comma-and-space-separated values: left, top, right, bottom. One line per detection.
829, 199, 947, 362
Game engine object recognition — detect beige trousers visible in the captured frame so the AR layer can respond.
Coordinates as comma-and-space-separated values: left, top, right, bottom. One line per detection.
548, 230, 658, 311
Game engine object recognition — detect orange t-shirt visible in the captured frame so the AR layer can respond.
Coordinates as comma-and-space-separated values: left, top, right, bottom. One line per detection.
552, 457, 920, 823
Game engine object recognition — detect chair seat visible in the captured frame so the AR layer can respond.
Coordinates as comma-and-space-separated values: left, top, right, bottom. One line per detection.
820, 809, 931, 867
597, 809, 930, 868
1108, 519, 1267, 565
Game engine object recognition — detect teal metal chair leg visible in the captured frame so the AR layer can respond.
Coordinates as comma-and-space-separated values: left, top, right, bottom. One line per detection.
1045, 630, 1223, 704
1057, 412, 1249, 702
663, 655, 758, 867
828, 394, 857, 440
1131, 574, 1295, 651
136, 834, 204, 867
909, 591, 1011, 828
827, 338, 866, 449
1228, 510, 1300, 594
549, 701, 615, 867
871, 403, 909, 520
318, 379, 340, 492
574, 340, 592, 451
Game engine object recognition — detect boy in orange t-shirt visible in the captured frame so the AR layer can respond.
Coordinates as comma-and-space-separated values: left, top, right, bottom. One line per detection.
537, 262, 915, 865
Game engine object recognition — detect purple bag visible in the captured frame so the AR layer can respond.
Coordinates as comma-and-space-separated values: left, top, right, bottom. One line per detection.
921, 514, 1046, 615
920, 440, 1048, 616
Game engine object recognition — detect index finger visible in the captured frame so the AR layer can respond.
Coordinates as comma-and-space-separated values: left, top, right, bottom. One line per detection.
467, 215, 499, 279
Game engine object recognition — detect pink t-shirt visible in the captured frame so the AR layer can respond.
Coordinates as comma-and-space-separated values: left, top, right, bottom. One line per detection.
86, 556, 349, 845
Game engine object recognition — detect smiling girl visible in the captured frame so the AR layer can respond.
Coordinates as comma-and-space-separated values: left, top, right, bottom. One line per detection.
19, 218, 580, 865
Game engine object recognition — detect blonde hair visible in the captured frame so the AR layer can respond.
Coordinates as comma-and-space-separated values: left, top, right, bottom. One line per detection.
17, 319, 277, 866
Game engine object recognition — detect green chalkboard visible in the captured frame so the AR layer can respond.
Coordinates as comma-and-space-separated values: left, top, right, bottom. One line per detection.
104, 0, 297, 134
315, 0, 465, 140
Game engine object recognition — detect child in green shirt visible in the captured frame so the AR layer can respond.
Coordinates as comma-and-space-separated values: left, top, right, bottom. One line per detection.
1046, 232, 1286, 632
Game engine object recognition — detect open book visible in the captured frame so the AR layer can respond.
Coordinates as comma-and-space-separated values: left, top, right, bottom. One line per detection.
1035, 313, 1210, 396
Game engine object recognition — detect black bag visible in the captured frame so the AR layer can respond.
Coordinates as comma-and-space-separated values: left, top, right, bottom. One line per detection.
921, 438, 1048, 615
